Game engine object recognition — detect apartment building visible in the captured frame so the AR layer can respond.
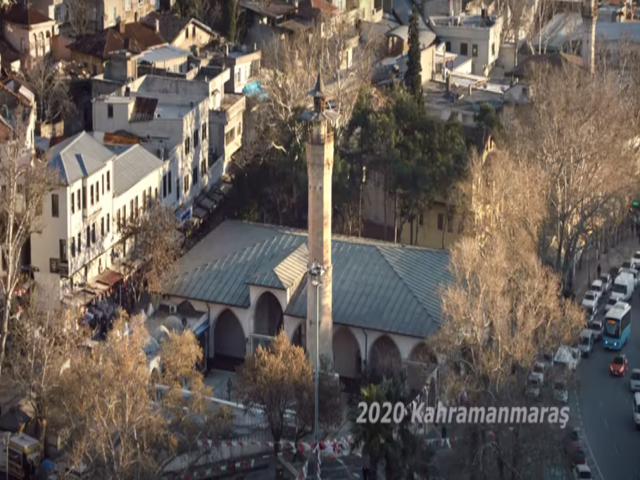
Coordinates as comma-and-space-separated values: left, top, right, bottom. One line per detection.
428, 9, 503, 76
207, 44, 262, 94
32, 131, 163, 302
92, 72, 245, 214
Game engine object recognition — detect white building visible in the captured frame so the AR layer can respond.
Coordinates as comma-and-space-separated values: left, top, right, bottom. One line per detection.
32, 132, 163, 304
92, 73, 245, 220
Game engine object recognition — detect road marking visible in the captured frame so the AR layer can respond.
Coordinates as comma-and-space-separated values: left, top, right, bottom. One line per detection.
604, 419, 610, 431
614, 444, 620, 457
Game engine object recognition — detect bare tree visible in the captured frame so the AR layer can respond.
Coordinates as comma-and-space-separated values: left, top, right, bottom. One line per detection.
428, 149, 585, 480
66, 0, 90, 37
118, 200, 182, 303
506, 63, 639, 280
19, 56, 76, 126
0, 106, 54, 388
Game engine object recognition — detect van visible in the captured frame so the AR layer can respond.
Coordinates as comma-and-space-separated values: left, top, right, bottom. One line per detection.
633, 392, 640, 429
578, 330, 594, 357
619, 267, 640, 288
611, 273, 634, 302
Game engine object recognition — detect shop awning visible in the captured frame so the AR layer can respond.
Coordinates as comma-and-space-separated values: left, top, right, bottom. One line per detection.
193, 321, 210, 337
95, 269, 124, 287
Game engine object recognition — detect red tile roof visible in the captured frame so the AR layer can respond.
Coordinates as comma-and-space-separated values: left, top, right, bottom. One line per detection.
3, 3, 53, 26
67, 23, 165, 60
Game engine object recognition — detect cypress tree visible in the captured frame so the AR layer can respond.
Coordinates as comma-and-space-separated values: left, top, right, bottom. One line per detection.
405, 2, 424, 106
226, 0, 239, 43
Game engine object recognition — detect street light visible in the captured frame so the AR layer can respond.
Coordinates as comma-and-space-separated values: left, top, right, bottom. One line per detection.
308, 263, 325, 480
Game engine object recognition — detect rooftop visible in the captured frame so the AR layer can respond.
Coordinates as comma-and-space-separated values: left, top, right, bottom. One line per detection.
111, 145, 163, 196
46, 132, 114, 185
165, 221, 453, 339
387, 25, 437, 48
220, 93, 245, 110
424, 78, 504, 112
3, 3, 53, 26
137, 45, 191, 64
67, 23, 165, 60
429, 13, 499, 28
239, 0, 297, 18
142, 12, 218, 44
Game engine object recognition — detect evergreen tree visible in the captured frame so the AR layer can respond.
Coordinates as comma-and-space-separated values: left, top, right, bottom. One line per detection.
226, 0, 239, 43
405, 2, 424, 106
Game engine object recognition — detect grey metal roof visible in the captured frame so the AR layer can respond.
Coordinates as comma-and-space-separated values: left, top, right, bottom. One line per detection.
137, 45, 190, 64
112, 145, 163, 197
46, 132, 115, 185
166, 221, 452, 338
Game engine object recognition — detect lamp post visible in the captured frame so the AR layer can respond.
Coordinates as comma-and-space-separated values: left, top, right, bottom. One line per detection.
308, 263, 325, 480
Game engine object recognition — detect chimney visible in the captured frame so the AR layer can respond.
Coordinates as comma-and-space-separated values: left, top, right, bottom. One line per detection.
154, 18, 160, 33
119, 21, 126, 34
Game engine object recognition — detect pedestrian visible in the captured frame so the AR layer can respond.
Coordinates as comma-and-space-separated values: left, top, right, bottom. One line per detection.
227, 377, 233, 401
441, 425, 447, 439
597, 263, 601, 278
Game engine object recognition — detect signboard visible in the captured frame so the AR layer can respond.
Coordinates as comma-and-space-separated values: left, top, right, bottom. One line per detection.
50, 259, 69, 277
180, 206, 192, 222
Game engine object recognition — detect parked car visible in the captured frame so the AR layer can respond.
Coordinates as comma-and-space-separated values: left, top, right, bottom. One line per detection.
554, 381, 568, 403
581, 291, 599, 309
590, 279, 605, 298
587, 319, 603, 341
631, 251, 640, 268
604, 297, 619, 312
526, 375, 542, 398
630, 368, 640, 392
599, 274, 612, 294
568, 444, 586, 466
610, 354, 628, 377
572, 465, 592, 480
578, 330, 594, 357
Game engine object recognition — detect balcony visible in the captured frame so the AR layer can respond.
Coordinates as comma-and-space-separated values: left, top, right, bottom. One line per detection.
211, 94, 246, 125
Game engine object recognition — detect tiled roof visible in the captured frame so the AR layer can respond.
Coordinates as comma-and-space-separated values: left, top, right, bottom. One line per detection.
143, 11, 191, 43
166, 221, 452, 338
46, 132, 114, 185
3, 4, 52, 25
67, 23, 164, 60
112, 145, 163, 196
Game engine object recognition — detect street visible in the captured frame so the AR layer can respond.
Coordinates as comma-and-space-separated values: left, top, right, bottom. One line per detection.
578, 283, 640, 480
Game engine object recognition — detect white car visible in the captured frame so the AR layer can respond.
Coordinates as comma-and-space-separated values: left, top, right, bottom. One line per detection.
587, 319, 603, 341
581, 291, 599, 309
573, 465, 592, 480
553, 381, 568, 403
631, 251, 640, 268
630, 369, 640, 392
589, 279, 604, 297
604, 297, 619, 312
599, 274, 612, 294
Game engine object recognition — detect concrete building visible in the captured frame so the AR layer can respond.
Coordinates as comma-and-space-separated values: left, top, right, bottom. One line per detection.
92, 72, 245, 220
206, 44, 262, 95
142, 12, 221, 51
32, 132, 163, 304
2, 3, 56, 62
159, 75, 447, 395
428, 9, 503, 76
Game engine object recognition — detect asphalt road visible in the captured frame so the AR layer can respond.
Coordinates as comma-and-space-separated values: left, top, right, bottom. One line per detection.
579, 288, 640, 480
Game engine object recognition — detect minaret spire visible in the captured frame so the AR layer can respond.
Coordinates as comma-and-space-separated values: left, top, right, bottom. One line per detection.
302, 71, 339, 366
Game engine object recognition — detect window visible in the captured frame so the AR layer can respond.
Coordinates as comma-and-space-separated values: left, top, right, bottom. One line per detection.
184, 174, 190, 194
135, 196, 139, 217
225, 128, 235, 145
418, 214, 423, 226
445, 41, 451, 52
142, 190, 147, 211
90, 185, 94, 206
54, 4, 64, 23
238, 121, 243, 136
491, 43, 496, 56
123, 206, 127, 226
95, 182, 99, 202
82, 186, 86, 208
108, 105, 113, 118
51, 194, 59, 217
185, 137, 190, 155
101, 217, 105, 236
192, 26, 196, 37
437, 213, 444, 230
86, 226, 90, 248
107, 172, 111, 191
117, 209, 121, 231
162, 174, 167, 198
176, 178, 180, 201
107, 213, 110, 233
130, 200, 134, 221
460, 43, 468, 56
168, 171, 172, 194
59, 239, 67, 261
202, 122, 207, 140
102, 174, 105, 195
472, 44, 478, 57
91, 224, 96, 244
77, 233, 81, 254
194, 129, 199, 148
125, 0, 131, 11
200, 159, 206, 177
186, 27, 190, 39
77, 188, 81, 210
147, 187, 151, 206
70, 237, 76, 258
193, 165, 198, 185
71, 192, 75, 214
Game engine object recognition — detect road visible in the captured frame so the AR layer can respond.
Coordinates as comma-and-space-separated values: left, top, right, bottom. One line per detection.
578, 287, 640, 480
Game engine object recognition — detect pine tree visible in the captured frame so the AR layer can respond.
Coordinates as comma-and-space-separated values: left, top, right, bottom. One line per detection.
405, 2, 424, 106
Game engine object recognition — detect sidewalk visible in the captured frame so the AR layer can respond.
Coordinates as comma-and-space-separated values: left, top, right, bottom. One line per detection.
573, 236, 638, 299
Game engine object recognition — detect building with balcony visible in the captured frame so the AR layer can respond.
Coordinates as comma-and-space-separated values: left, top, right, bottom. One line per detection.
31, 131, 164, 304
2, 3, 56, 63
92, 73, 244, 221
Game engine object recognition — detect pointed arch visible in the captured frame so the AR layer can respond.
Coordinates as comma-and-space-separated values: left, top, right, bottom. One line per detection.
254, 292, 283, 336
369, 335, 401, 376
212, 309, 246, 370
333, 327, 361, 379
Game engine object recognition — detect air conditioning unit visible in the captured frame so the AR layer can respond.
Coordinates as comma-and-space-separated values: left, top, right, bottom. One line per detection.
169, 304, 177, 314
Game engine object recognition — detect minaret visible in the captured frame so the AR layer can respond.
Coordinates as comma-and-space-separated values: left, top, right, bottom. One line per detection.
582, 0, 597, 74
303, 73, 339, 365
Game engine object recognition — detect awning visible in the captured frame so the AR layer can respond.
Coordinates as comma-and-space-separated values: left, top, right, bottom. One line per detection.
193, 321, 210, 337
94, 269, 124, 287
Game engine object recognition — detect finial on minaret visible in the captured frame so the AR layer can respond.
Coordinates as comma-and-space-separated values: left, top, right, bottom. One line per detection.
309, 72, 327, 114
301, 71, 339, 125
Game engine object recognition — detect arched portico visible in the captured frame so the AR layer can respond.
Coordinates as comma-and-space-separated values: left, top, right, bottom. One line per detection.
369, 335, 402, 376
333, 327, 361, 379
254, 292, 283, 337
407, 342, 437, 394
213, 309, 246, 371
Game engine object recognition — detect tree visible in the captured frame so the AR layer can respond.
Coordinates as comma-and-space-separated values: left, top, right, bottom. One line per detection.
473, 102, 503, 149
427, 149, 585, 480
174, 0, 224, 31
235, 331, 344, 455
66, 0, 90, 36
0, 106, 54, 388
19, 56, 76, 126
225, 0, 239, 43
405, 2, 423, 106
506, 63, 638, 280
118, 200, 182, 303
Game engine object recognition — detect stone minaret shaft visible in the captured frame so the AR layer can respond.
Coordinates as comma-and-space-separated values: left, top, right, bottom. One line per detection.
305, 73, 335, 365
582, 0, 597, 74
